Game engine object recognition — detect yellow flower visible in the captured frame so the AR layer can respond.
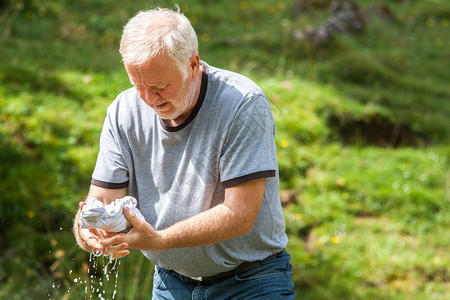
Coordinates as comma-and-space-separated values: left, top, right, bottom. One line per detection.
295, 213, 303, 220
280, 140, 289, 148
27, 211, 35, 219
331, 236, 341, 244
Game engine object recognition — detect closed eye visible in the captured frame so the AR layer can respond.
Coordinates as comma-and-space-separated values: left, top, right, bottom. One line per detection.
134, 84, 169, 91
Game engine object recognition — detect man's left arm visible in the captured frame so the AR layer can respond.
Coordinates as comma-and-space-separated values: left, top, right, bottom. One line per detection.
100, 178, 266, 252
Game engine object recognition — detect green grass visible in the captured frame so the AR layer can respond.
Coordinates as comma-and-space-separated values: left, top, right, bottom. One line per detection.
0, 0, 449, 299
282, 145, 449, 299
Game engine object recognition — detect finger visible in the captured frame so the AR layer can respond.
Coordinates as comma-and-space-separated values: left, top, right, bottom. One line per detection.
85, 236, 104, 251
105, 242, 129, 256
96, 228, 109, 239
79, 201, 86, 210
110, 249, 130, 259
123, 206, 144, 228
87, 228, 107, 241
100, 234, 125, 248
80, 228, 103, 251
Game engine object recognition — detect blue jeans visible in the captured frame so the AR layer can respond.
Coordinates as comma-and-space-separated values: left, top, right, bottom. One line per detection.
152, 250, 296, 299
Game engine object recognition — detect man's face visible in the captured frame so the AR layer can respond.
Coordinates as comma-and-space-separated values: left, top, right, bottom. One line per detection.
125, 54, 199, 124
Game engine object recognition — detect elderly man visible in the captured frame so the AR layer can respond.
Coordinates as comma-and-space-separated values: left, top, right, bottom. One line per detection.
73, 7, 295, 299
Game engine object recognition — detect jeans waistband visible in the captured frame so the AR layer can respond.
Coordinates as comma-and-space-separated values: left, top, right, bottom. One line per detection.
196, 249, 285, 282
159, 250, 286, 285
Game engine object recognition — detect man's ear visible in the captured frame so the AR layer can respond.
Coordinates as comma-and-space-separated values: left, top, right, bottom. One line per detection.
189, 54, 201, 77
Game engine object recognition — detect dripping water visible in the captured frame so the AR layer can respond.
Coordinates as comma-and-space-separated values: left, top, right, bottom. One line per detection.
48, 250, 121, 299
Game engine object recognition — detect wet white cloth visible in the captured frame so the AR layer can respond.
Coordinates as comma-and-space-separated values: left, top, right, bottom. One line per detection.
79, 196, 145, 232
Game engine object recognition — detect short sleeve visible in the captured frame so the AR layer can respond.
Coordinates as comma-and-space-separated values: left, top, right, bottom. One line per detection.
91, 105, 129, 188
220, 94, 277, 188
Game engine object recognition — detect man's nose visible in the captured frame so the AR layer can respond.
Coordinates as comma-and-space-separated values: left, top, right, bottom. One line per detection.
143, 89, 160, 103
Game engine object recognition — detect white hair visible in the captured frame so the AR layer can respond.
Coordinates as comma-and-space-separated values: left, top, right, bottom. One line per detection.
119, 7, 198, 78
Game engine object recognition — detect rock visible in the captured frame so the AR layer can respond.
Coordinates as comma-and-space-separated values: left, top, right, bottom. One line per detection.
293, 0, 367, 46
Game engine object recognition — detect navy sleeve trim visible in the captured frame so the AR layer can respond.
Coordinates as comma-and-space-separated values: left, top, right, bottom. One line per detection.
91, 178, 129, 189
222, 170, 276, 188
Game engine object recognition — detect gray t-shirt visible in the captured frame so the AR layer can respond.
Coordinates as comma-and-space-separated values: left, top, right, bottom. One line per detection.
92, 62, 288, 277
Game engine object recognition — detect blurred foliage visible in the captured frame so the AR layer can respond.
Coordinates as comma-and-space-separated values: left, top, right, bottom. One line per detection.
0, 0, 449, 299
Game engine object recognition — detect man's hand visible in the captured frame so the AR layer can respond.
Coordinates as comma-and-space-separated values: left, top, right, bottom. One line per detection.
74, 185, 129, 257
74, 202, 102, 252
99, 206, 163, 256
75, 202, 130, 258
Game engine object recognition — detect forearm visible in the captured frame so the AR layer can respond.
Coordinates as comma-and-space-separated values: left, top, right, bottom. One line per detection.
158, 203, 252, 250
87, 184, 127, 204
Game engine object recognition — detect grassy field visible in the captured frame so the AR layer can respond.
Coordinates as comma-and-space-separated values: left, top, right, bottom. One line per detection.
0, 0, 449, 299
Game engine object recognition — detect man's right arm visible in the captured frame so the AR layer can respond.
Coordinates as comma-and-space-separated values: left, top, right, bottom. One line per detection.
73, 184, 127, 253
